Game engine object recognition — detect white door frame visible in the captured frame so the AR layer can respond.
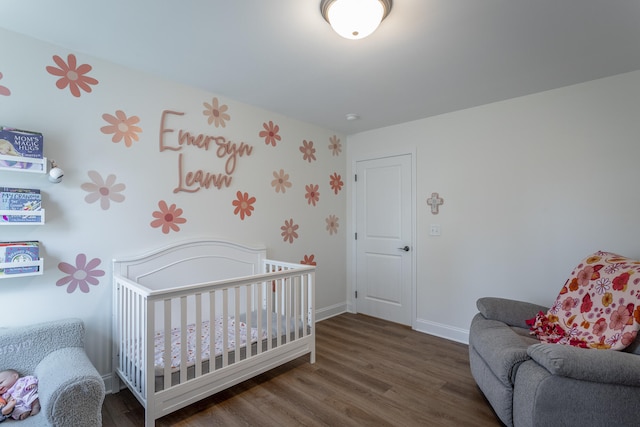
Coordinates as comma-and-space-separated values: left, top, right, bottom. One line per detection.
348, 147, 417, 329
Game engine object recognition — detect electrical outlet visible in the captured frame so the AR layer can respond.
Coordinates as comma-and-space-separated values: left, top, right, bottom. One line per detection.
429, 224, 441, 236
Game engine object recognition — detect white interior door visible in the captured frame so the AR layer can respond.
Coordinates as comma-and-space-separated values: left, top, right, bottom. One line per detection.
355, 154, 412, 326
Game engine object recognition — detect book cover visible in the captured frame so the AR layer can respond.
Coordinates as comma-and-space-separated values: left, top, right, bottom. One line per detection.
0, 241, 40, 275
0, 127, 44, 171
0, 188, 42, 223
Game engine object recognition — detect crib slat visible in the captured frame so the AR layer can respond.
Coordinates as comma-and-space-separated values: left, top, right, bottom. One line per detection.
163, 299, 172, 390
210, 290, 216, 371
294, 275, 299, 340
222, 289, 229, 367
256, 282, 263, 355
285, 277, 291, 342
267, 280, 273, 351
234, 286, 240, 362
195, 293, 202, 378
179, 296, 188, 384
134, 290, 142, 389
246, 283, 252, 359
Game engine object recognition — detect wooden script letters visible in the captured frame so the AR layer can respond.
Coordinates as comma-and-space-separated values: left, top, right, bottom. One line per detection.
160, 110, 253, 193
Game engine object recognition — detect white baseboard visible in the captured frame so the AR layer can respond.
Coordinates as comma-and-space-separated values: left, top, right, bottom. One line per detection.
315, 302, 347, 321
414, 317, 469, 344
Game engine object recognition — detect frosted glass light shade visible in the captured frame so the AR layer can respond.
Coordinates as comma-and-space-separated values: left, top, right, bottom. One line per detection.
321, 0, 392, 40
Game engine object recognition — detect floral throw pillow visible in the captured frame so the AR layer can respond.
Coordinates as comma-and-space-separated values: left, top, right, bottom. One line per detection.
527, 251, 640, 350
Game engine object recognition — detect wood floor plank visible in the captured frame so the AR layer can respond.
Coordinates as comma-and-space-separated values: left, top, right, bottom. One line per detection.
103, 313, 502, 426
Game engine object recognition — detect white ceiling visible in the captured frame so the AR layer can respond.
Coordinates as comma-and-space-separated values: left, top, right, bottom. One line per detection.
1, 0, 639, 135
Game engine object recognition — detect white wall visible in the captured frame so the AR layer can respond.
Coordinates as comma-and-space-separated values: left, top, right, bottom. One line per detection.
0, 29, 347, 386
347, 70, 640, 343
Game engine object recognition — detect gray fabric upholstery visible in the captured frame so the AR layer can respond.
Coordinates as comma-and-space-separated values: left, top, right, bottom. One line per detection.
513, 360, 640, 427
469, 343, 516, 427
0, 318, 104, 427
476, 297, 548, 328
469, 313, 536, 386
528, 343, 640, 386
470, 297, 640, 427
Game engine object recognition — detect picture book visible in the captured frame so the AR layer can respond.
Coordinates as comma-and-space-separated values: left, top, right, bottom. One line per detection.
0, 241, 40, 275
0, 187, 42, 223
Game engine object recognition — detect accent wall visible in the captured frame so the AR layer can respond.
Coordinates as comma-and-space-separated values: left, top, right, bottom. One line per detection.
0, 28, 347, 389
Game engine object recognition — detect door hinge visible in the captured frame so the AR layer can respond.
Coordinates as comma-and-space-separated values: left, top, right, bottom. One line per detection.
355, 232, 357, 240
355, 291, 358, 298
354, 174, 357, 182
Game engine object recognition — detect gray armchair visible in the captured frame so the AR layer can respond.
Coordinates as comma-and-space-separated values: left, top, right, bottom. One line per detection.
0, 318, 105, 426
469, 297, 640, 427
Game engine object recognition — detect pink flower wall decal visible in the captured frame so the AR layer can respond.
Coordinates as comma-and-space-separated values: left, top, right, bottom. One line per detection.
232, 191, 256, 220
150, 200, 187, 234
305, 184, 320, 206
326, 214, 339, 235
328, 135, 342, 156
300, 254, 317, 266
281, 218, 299, 244
271, 169, 292, 193
101, 110, 142, 147
46, 54, 99, 97
260, 121, 281, 146
0, 72, 10, 96
300, 140, 316, 163
56, 253, 105, 294
203, 97, 230, 127
81, 170, 126, 210
329, 173, 344, 194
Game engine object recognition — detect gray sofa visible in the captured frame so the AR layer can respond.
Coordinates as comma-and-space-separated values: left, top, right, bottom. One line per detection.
469, 297, 640, 427
0, 318, 105, 426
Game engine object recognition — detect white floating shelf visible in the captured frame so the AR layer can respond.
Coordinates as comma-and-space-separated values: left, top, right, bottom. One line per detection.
0, 259, 44, 278
0, 154, 47, 174
0, 209, 45, 225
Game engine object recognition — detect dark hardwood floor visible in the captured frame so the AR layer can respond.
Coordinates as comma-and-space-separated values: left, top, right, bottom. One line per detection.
102, 313, 502, 426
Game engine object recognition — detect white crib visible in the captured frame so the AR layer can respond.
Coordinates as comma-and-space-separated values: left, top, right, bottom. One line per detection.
111, 239, 315, 426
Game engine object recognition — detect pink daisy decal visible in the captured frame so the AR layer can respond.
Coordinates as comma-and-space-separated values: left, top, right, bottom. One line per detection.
0, 72, 10, 96
81, 170, 126, 210
56, 254, 105, 294
46, 54, 99, 97
271, 169, 292, 193
203, 97, 230, 127
300, 140, 316, 163
326, 214, 339, 235
300, 254, 317, 266
328, 135, 342, 156
150, 200, 187, 234
232, 191, 256, 220
101, 110, 142, 147
260, 121, 281, 146
329, 173, 344, 195
305, 184, 320, 206
281, 218, 299, 244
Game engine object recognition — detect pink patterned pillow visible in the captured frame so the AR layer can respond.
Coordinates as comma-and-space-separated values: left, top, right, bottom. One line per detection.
528, 251, 640, 350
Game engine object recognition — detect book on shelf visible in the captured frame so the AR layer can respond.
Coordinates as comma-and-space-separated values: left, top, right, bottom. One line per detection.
1, 187, 42, 223
0, 126, 44, 171
0, 241, 40, 275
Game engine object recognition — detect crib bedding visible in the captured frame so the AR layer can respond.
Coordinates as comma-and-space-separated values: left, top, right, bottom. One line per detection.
154, 316, 266, 375
152, 312, 308, 391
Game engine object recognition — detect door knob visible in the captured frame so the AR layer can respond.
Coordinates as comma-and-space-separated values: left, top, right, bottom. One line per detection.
398, 246, 410, 252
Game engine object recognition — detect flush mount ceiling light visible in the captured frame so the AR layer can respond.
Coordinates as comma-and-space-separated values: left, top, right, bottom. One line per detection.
320, 0, 392, 40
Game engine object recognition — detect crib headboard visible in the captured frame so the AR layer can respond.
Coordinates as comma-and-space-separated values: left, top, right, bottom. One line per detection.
112, 238, 267, 291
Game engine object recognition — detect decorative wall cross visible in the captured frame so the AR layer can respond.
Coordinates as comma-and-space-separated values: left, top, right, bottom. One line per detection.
427, 192, 444, 214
